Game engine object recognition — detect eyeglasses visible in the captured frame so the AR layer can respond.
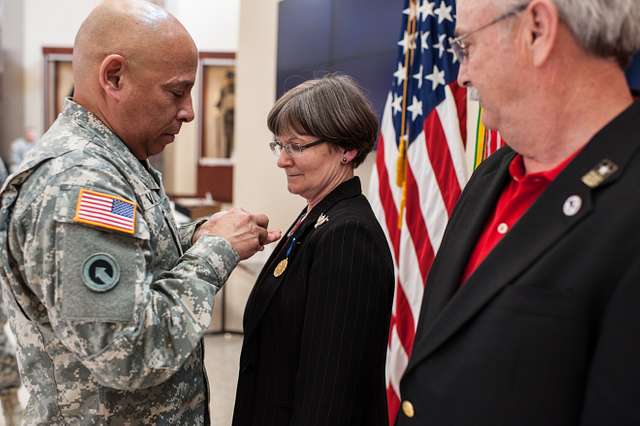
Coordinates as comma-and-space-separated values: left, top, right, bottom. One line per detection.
269, 138, 327, 157
450, 2, 529, 63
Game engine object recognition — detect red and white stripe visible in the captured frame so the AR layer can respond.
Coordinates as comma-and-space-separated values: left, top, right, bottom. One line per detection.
76, 191, 135, 233
368, 82, 469, 424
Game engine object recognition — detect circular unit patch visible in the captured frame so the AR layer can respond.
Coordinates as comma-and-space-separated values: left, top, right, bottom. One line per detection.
82, 253, 121, 293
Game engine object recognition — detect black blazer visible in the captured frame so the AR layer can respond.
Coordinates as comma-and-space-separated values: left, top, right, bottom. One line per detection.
233, 177, 394, 426
397, 101, 640, 426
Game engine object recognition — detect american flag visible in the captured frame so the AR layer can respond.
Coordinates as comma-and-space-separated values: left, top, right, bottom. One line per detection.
368, 0, 472, 423
74, 189, 136, 234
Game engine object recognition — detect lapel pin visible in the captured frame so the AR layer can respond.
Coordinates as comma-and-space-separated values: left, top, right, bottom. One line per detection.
315, 213, 329, 229
582, 159, 618, 189
563, 195, 582, 217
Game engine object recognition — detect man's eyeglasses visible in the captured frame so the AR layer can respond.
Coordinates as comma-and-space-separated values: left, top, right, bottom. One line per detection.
450, 2, 529, 63
269, 139, 327, 157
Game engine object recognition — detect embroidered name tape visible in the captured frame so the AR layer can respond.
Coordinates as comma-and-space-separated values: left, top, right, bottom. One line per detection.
73, 189, 137, 234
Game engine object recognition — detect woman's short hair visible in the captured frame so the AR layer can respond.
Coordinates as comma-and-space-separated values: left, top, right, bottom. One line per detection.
267, 74, 379, 168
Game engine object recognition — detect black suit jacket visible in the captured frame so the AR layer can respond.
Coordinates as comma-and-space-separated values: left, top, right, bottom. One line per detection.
233, 177, 394, 426
397, 101, 640, 426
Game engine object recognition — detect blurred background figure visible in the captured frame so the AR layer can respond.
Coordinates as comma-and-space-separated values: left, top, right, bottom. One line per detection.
216, 70, 235, 157
0, 154, 21, 426
9, 128, 37, 172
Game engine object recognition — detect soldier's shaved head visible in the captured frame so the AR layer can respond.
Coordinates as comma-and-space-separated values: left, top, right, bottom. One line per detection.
71, 0, 198, 159
73, 0, 196, 100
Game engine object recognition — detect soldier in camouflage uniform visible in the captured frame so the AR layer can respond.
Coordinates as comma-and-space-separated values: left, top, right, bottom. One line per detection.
0, 152, 23, 426
0, 0, 280, 424
0, 308, 21, 426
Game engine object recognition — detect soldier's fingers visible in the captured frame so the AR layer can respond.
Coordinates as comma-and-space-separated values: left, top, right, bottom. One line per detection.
251, 213, 269, 228
256, 227, 269, 245
264, 230, 282, 245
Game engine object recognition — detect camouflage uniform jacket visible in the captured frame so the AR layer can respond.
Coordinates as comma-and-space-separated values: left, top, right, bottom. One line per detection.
0, 100, 239, 424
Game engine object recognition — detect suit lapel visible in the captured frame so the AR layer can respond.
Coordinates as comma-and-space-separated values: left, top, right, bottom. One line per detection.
412, 152, 513, 345
242, 213, 301, 336
242, 177, 363, 341
406, 100, 640, 374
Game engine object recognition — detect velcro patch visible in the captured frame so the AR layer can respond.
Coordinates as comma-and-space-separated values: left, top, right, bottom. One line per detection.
73, 188, 137, 234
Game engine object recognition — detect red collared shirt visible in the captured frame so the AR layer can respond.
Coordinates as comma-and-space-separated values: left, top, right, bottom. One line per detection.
461, 151, 579, 285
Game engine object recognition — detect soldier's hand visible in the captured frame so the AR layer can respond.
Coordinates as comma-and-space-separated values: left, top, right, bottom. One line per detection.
193, 208, 281, 260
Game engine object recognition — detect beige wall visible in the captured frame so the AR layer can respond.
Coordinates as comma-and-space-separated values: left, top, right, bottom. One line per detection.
2, 0, 239, 192
1, 0, 25, 158
23, 1, 102, 138
2, 1, 101, 156
233, 0, 302, 232
2, 0, 372, 225
233, 0, 374, 232
163, 0, 240, 195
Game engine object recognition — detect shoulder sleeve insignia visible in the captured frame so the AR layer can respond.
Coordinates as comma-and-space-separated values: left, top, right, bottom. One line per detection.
73, 188, 137, 234
82, 253, 121, 292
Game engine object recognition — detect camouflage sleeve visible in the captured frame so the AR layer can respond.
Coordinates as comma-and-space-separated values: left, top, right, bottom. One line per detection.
10, 164, 239, 390
178, 218, 208, 251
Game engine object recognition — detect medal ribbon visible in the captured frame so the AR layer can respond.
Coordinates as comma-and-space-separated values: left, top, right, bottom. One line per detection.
285, 236, 296, 258
274, 216, 305, 278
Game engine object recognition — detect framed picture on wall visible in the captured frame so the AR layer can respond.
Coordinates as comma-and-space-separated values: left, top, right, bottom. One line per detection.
198, 52, 236, 160
195, 52, 236, 203
43, 47, 74, 130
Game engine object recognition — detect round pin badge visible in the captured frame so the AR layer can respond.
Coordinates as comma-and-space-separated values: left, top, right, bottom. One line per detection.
563, 195, 582, 217
82, 253, 121, 292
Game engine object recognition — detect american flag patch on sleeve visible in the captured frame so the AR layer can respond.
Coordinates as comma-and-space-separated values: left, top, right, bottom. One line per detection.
73, 189, 137, 234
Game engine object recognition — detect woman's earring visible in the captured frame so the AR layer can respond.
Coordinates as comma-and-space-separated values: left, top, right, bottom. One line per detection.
341, 157, 348, 164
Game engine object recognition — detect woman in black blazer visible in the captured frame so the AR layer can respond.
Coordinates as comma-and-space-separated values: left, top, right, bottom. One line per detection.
232, 75, 394, 426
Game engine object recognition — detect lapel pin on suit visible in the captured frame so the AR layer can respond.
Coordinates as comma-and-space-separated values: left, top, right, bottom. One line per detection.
563, 195, 582, 217
315, 213, 329, 228
582, 159, 619, 188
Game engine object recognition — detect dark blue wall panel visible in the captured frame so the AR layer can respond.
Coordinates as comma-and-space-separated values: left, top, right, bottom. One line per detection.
331, 0, 399, 59
277, 2, 640, 117
627, 52, 640, 92
277, 0, 332, 72
277, 0, 400, 118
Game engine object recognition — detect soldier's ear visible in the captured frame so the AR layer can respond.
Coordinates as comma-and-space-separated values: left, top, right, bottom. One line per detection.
99, 54, 126, 99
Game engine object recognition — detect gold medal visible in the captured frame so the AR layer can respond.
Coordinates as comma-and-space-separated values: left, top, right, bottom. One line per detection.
273, 258, 288, 277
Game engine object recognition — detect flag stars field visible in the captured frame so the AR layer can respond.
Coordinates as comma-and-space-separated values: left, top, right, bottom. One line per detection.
407, 96, 424, 121
413, 65, 424, 89
394, 62, 408, 85
434, 34, 447, 57
435, 0, 453, 23
420, 31, 431, 52
426, 65, 446, 90
418, 0, 436, 21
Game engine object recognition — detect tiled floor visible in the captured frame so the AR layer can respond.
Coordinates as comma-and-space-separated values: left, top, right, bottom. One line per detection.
206, 334, 244, 426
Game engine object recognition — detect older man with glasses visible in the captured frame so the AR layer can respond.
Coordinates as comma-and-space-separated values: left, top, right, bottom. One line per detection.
397, 0, 640, 425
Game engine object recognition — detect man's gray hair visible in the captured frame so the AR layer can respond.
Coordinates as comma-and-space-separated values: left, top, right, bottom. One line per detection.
504, 0, 640, 67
